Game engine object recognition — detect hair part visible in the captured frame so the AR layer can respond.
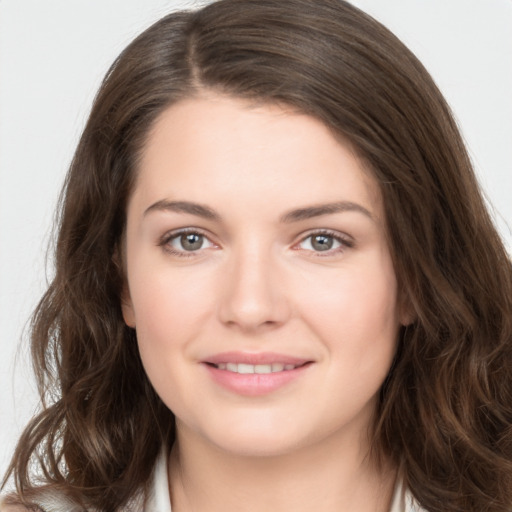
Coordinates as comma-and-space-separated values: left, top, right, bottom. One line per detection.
3, 1, 512, 511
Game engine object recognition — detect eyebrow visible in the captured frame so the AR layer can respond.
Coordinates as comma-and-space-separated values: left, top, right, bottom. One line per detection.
143, 199, 373, 223
144, 200, 220, 220
279, 201, 374, 223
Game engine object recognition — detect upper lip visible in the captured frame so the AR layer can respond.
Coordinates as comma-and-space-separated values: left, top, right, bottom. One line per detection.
203, 351, 312, 366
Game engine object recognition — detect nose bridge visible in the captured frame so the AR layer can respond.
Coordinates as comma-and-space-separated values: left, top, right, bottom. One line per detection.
218, 237, 289, 330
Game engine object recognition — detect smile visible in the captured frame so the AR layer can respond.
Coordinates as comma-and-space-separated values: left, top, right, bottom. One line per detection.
212, 363, 301, 373
203, 353, 313, 396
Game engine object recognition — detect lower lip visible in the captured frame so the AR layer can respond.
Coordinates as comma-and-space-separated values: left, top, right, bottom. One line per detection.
203, 363, 312, 396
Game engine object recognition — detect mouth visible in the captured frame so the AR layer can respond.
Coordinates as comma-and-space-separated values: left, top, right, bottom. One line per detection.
202, 352, 313, 396
206, 362, 308, 374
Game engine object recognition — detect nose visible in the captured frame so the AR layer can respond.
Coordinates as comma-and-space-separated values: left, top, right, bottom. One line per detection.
218, 243, 291, 333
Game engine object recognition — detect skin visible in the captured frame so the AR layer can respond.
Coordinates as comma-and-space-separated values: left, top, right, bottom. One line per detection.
122, 93, 408, 512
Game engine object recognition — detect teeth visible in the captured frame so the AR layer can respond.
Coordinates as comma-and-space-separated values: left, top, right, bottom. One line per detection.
238, 363, 254, 374
214, 363, 299, 373
255, 364, 271, 374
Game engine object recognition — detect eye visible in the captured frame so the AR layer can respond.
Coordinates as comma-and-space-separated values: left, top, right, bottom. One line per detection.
160, 229, 215, 256
296, 231, 352, 255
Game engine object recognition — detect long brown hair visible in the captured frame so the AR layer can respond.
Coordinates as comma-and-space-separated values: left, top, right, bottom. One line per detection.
3, 1, 512, 510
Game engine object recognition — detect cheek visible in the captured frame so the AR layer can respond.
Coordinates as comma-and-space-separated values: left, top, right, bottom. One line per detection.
128, 273, 213, 417
129, 255, 216, 331
127, 263, 216, 383
296, 256, 400, 367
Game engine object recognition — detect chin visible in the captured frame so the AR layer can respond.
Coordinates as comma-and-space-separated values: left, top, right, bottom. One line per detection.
201, 414, 330, 459
213, 433, 307, 459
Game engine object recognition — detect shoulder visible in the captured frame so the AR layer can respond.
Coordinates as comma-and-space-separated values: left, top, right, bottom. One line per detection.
0, 491, 80, 512
0, 495, 44, 512
0, 447, 166, 512
0, 506, 31, 512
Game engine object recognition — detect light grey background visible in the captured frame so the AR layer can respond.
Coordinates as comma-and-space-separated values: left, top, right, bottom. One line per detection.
1, 0, 511, 479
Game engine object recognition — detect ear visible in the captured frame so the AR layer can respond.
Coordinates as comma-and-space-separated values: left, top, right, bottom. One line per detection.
121, 284, 136, 328
113, 243, 136, 328
398, 291, 416, 327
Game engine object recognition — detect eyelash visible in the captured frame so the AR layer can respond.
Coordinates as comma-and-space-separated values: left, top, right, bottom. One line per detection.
295, 229, 354, 257
158, 228, 353, 258
158, 228, 215, 258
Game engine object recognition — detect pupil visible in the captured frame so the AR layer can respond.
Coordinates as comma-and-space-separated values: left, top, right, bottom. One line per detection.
181, 233, 202, 251
312, 235, 333, 251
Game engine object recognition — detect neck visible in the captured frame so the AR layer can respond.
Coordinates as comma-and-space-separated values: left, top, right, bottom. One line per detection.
168, 425, 397, 512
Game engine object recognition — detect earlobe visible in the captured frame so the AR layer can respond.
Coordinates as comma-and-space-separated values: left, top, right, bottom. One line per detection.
398, 293, 416, 327
121, 296, 136, 328
121, 285, 136, 328
113, 244, 136, 328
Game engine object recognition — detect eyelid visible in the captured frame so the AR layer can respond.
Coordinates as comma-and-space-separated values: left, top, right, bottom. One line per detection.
158, 227, 218, 257
293, 229, 354, 256
157, 227, 353, 258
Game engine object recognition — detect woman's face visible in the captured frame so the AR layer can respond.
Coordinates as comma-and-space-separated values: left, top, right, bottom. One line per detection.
122, 94, 407, 457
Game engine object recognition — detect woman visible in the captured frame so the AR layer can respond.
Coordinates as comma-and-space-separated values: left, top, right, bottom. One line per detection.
2, 0, 511, 511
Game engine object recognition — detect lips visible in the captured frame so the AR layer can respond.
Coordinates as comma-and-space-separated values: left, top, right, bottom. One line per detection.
204, 351, 310, 366
212, 362, 300, 373
202, 352, 313, 396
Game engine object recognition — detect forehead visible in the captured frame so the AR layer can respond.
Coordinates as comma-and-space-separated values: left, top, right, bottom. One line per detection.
131, 93, 383, 221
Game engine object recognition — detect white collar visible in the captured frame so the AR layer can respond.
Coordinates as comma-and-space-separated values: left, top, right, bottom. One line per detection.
388, 478, 426, 512
144, 448, 172, 512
